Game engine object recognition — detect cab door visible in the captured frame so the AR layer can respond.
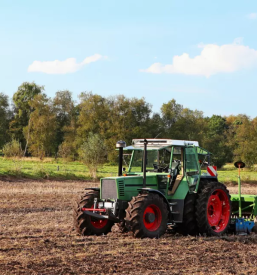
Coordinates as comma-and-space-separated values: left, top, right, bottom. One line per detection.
184, 146, 201, 192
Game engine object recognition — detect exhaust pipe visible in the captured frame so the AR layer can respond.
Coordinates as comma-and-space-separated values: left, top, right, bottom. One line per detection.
116, 140, 126, 176
143, 139, 148, 188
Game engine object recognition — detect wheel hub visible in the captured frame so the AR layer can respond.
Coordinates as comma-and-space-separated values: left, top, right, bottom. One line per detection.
145, 212, 156, 223
143, 204, 162, 231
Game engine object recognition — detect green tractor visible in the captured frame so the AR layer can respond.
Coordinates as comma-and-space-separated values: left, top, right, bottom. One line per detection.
73, 139, 257, 238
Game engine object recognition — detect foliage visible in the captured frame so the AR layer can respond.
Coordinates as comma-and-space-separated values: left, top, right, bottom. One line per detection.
1, 82, 257, 168
24, 94, 57, 159
75, 93, 152, 162
0, 93, 12, 147
232, 116, 257, 167
79, 132, 107, 179
9, 82, 44, 147
3, 139, 24, 176
53, 90, 76, 155
202, 115, 231, 168
58, 141, 77, 161
3, 139, 23, 158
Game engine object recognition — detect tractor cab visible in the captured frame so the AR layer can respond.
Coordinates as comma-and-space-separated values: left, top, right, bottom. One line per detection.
119, 139, 212, 196
126, 139, 186, 174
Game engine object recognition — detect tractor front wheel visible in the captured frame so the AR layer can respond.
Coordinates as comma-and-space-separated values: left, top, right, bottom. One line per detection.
125, 193, 168, 238
73, 190, 114, 236
196, 182, 231, 236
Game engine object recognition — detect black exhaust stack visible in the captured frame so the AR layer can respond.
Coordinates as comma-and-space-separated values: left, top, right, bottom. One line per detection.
143, 139, 148, 188
116, 140, 126, 176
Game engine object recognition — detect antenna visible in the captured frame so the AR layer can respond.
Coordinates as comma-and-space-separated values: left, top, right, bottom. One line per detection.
154, 132, 161, 139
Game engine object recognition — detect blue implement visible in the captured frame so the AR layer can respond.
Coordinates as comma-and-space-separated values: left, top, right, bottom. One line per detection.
235, 218, 255, 234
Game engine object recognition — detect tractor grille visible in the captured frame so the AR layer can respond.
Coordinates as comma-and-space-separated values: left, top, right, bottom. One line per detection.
102, 179, 117, 199
118, 180, 125, 197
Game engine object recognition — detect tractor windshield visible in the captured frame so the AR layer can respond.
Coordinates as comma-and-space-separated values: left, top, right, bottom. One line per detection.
129, 148, 171, 173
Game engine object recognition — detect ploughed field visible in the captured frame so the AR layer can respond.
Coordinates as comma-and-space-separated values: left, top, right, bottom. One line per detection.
1, 180, 257, 275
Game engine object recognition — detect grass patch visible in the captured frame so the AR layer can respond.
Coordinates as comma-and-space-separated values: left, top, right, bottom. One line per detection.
0, 157, 257, 184
0, 157, 118, 180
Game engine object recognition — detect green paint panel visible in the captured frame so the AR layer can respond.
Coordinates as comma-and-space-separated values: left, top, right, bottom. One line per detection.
100, 174, 159, 201
231, 194, 257, 202
231, 194, 257, 216
168, 178, 189, 200
123, 175, 158, 200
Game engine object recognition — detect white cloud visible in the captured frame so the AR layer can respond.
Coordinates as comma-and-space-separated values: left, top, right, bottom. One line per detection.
28, 54, 105, 74
248, 13, 257, 19
140, 42, 257, 77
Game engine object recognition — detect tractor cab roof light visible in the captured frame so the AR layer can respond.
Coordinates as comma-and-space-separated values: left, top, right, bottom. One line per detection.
132, 139, 199, 147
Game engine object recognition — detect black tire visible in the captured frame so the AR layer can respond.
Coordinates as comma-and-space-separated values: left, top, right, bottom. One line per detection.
196, 182, 231, 236
176, 193, 198, 236
73, 190, 114, 236
125, 193, 168, 238
117, 221, 128, 233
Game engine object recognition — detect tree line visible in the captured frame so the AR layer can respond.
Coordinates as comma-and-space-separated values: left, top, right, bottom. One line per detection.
0, 82, 255, 167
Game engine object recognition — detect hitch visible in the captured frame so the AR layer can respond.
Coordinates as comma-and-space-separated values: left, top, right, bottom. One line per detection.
81, 208, 120, 222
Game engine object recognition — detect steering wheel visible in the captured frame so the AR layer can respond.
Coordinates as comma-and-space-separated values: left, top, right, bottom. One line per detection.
153, 163, 169, 172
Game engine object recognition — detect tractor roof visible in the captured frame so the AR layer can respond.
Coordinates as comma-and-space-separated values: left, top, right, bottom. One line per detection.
124, 139, 199, 150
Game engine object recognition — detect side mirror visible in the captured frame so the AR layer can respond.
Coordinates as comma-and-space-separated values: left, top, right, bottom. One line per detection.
123, 167, 126, 172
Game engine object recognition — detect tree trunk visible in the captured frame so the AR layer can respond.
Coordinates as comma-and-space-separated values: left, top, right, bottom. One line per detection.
24, 117, 31, 157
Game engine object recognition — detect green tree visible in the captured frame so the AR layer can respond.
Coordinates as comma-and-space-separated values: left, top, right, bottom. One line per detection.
76, 92, 109, 143
225, 114, 250, 165
24, 94, 57, 159
53, 90, 75, 155
231, 115, 257, 167
160, 99, 207, 143
102, 95, 152, 161
202, 115, 231, 168
161, 99, 183, 130
0, 93, 12, 148
172, 108, 207, 143
79, 132, 107, 179
10, 82, 44, 149
147, 113, 165, 138
58, 105, 80, 161
76, 93, 152, 162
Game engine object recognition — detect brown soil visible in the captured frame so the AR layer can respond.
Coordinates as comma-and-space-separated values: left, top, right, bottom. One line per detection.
228, 184, 257, 195
1, 180, 257, 274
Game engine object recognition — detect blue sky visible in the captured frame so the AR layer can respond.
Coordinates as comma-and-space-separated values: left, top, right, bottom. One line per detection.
1, 0, 257, 117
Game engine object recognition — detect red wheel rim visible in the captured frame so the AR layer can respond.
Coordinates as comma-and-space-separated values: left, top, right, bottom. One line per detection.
207, 189, 230, 232
143, 204, 162, 231
90, 205, 108, 229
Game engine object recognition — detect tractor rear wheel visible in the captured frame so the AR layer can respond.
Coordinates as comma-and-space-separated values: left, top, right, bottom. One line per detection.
73, 190, 114, 236
196, 182, 231, 236
125, 193, 168, 238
